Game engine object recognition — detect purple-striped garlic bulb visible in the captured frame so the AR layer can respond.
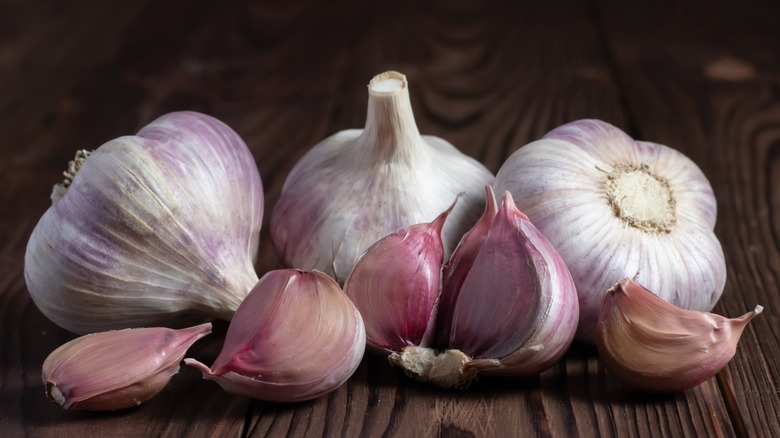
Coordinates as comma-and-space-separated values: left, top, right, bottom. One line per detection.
494, 119, 726, 344
344, 188, 578, 389
24, 111, 264, 334
185, 269, 365, 403
270, 71, 494, 284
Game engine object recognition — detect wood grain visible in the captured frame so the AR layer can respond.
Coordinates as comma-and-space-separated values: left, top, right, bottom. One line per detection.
1, 0, 779, 436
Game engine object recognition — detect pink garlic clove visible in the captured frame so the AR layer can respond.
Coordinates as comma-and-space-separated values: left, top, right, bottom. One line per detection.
445, 190, 579, 376
344, 197, 457, 353
42, 323, 212, 411
597, 278, 762, 393
185, 269, 365, 403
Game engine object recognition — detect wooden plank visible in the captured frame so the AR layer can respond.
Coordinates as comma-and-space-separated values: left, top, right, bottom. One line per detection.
597, 0, 780, 436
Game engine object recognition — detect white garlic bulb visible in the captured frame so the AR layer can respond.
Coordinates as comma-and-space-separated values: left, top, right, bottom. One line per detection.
494, 119, 726, 344
25, 111, 264, 334
270, 71, 494, 283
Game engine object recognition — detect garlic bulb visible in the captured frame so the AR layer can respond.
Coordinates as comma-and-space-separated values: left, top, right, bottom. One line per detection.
25, 111, 263, 334
493, 119, 726, 343
345, 188, 578, 388
43, 323, 212, 411
270, 71, 494, 283
185, 269, 365, 403
597, 278, 762, 393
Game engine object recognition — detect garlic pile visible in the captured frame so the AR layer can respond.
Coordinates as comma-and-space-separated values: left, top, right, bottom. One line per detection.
185, 269, 366, 403
270, 71, 494, 283
597, 278, 762, 393
345, 187, 578, 388
42, 323, 212, 410
25, 111, 264, 334
493, 119, 727, 343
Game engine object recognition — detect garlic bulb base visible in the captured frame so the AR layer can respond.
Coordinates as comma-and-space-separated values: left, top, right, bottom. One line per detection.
388, 346, 479, 390
606, 163, 676, 233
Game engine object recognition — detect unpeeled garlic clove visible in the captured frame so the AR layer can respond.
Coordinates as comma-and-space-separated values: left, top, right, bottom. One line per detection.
185, 269, 365, 403
270, 71, 494, 284
42, 323, 212, 411
437, 189, 579, 379
344, 197, 457, 353
25, 111, 263, 334
597, 278, 762, 393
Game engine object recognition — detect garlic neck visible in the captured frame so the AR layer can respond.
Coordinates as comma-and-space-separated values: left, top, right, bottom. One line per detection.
51, 149, 92, 204
606, 164, 676, 233
358, 71, 424, 165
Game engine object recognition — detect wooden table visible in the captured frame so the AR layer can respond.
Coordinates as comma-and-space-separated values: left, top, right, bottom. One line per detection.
2, 0, 779, 436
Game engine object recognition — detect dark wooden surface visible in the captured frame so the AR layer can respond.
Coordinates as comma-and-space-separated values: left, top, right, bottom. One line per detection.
2, 0, 779, 436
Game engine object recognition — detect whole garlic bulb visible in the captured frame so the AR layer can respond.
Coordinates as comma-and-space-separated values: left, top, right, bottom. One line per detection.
185, 269, 366, 403
493, 119, 726, 343
270, 71, 494, 283
25, 111, 264, 334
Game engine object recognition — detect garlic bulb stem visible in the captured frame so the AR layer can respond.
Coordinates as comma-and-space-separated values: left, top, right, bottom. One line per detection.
360, 71, 422, 164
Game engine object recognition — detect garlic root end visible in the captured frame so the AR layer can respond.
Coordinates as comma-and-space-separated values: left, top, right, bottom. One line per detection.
388, 346, 478, 389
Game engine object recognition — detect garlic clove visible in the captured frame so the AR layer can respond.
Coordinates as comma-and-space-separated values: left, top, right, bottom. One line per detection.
25, 111, 263, 334
493, 119, 726, 344
596, 278, 762, 393
270, 71, 494, 284
344, 197, 457, 353
185, 269, 365, 403
436, 185, 498, 346
42, 323, 212, 411
445, 190, 579, 376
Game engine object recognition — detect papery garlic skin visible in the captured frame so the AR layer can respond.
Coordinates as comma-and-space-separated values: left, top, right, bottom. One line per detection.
597, 278, 761, 393
185, 270, 365, 403
43, 323, 211, 411
270, 71, 494, 283
25, 111, 263, 334
493, 119, 726, 344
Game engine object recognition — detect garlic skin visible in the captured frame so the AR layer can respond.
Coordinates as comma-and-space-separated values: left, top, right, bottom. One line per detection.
493, 119, 726, 344
345, 189, 578, 388
25, 111, 263, 334
185, 269, 365, 403
597, 278, 762, 393
42, 323, 212, 411
270, 71, 494, 283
